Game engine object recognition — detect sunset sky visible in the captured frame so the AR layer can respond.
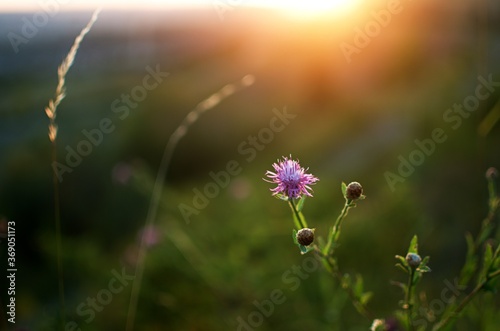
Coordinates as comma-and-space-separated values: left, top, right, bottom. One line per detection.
0, 0, 360, 15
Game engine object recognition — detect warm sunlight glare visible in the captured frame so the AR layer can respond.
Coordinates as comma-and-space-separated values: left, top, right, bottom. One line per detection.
249, 0, 359, 18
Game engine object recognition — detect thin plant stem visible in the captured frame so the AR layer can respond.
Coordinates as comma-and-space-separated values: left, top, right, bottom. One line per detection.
323, 201, 350, 256
125, 75, 255, 331
44, 9, 100, 328
310, 198, 374, 322
434, 172, 499, 330
289, 199, 307, 229
406, 268, 415, 331
314, 247, 375, 320
51, 140, 65, 327
433, 266, 500, 330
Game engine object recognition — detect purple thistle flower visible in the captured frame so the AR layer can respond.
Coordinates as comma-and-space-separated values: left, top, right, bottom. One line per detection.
264, 156, 319, 199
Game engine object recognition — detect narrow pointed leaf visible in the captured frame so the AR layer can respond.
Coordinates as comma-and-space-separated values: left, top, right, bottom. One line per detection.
396, 263, 409, 274
360, 292, 373, 305
297, 195, 307, 212
477, 223, 494, 246
417, 266, 431, 273
395, 255, 407, 266
408, 235, 419, 254
354, 274, 364, 297
390, 280, 407, 291
479, 243, 493, 282
459, 232, 478, 285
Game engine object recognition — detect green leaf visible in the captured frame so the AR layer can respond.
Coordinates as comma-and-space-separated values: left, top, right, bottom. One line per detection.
316, 235, 325, 250
297, 195, 307, 212
417, 266, 432, 273
465, 232, 476, 257
395, 255, 410, 273
394, 310, 407, 326
482, 279, 498, 293
419, 256, 431, 270
360, 292, 373, 305
395, 255, 407, 266
459, 232, 478, 286
408, 235, 419, 255
341, 182, 347, 199
354, 274, 364, 297
494, 244, 500, 259
477, 222, 495, 246
390, 280, 407, 291
479, 243, 494, 282
493, 245, 500, 269
413, 257, 430, 285
274, 193, 289, 201
304, 245, 315, 255
415, 256, 431, 280
396, 263, 409, 274
292, 229, 298, 245
296, 241, 314, 255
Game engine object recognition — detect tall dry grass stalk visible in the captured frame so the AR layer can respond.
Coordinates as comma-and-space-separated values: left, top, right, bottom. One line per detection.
126, 74, 255, 331
44, 9, 100, 327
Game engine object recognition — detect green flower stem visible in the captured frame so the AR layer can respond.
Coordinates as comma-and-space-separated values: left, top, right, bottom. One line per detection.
314, 246, 375, 320
433, 265, 500, 330
289, 199, 307, 229
323, 201, 351, 256
405, 268, 415, 331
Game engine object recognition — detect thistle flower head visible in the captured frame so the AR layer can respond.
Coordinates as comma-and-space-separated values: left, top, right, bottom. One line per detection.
264, 156, 319, 199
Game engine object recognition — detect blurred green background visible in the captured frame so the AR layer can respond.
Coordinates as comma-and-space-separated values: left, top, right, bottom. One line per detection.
1, 0, 500, 330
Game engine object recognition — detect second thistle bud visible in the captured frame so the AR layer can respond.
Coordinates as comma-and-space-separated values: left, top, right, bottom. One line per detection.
406, 253, 422, 269
296, 228, 315, 246
486, 167, 498, 180
346, 182, 363, 201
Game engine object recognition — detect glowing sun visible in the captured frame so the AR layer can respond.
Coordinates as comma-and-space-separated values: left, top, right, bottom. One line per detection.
249, 0, 358, 18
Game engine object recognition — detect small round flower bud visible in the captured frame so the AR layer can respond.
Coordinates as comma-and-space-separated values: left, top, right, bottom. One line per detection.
346, 182, 363, 200
370, 319, 386, 331
406, 253, 422, 268
486, 167, 498, 180
296, 228, 314, 246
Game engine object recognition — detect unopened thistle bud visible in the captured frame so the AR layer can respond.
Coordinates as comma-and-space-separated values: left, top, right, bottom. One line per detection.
406, 253, 422, 268
296, 228, 314, 246
486, 167, 498, 180
370, 319, 386, 331
346, 182, 363, 201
